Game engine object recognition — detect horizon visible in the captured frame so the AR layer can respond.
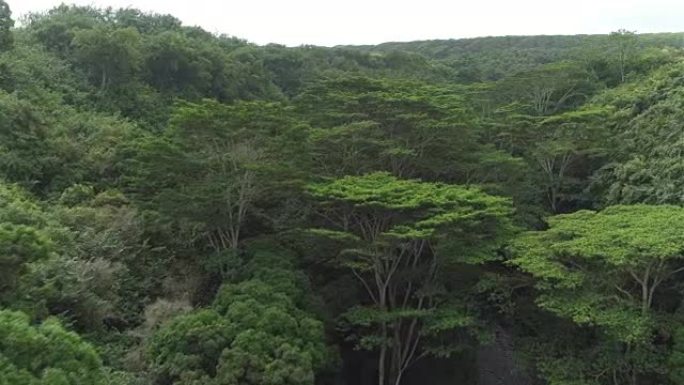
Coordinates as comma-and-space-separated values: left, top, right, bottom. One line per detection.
8, 0, 684, 47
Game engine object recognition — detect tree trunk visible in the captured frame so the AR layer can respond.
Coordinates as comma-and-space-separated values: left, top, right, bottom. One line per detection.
391, 368, 404, 385
378, 324, 387, 385
476, 325, 532, 385
100, 66, 107, 91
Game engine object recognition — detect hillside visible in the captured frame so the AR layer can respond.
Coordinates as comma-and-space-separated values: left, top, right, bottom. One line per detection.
345, 33, 684, 80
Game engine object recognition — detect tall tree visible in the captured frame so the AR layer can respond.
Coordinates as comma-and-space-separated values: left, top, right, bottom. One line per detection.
72, 26, 141, 91
493, 62, 597, 116
609, 29, 638, 83
298, 75, 521, 185
124, 100, 307, 254
530, 108, 609, 212
511, 204, 684, 384
308, 172, 514, 385
0, 0, 13, 51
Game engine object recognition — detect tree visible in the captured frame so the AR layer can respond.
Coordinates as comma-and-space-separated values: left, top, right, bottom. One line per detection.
609, 29, 638, 83
0, 223, 52, 304
0, 182, 54, 304
0, 0, 13, 51
24, 5, 102, 55
148, 248, 332, 385
307, 172, 514, 385
0, 181, 136, 331
510, 205, 684, 384
0, 92, 58, 192
599, 140, 684, 206
113, 8, 182, 34
72, 26, 141, 91
671, 326, 684, 384
530, 108, 609, 212
513, 204, 684, 321
0, 309, 108, 385
141, 31, 213, 97
297, 75, 521, 185
0, 42, 84, 102
478, 101, 610, 221
588, 60, 684, 206
668, 326, 684, 385
493, 62, 597, 116
124, 100, 307, 254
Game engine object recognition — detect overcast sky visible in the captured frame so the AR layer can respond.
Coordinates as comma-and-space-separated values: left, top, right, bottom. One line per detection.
7, 0, 684, 47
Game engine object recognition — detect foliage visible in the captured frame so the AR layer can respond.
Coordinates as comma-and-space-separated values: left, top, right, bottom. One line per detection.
0, 182, 54, 303
590, 61, 684, 206
511, 205, 684, 384
3, 4, 684, 385
0, 0, 13, 51
671, 326, 684, 384
0, 309, 108, 385
308, 172, 514, 385
148, 248, 333, 385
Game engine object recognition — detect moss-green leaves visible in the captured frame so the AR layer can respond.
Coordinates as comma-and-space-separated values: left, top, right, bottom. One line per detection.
0, 310, 107, 385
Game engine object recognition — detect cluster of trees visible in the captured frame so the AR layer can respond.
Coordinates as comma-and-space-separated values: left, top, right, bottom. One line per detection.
2, 2, 684, 385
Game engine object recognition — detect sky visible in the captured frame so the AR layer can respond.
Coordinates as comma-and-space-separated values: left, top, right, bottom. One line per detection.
7, 0, 684, 47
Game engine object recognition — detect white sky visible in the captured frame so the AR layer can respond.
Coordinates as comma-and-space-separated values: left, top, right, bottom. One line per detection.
7, 0, 684, 47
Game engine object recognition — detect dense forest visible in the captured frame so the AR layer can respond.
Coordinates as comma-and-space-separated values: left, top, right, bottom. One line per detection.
2, 2, 684, 385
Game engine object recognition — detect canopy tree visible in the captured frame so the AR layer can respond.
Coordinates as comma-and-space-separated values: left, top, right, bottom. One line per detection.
590, 61, 684, 206
124, 99, 309, 255
297, 76, 521, 185
609, 29, 639, 83
510, 204, 684, 384
529, 108, 609, 212
307, 172, 514, 385
72, 26, 142, 91
492, 61, 598, 116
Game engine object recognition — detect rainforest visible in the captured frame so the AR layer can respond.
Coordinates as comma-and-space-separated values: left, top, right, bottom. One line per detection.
2, 2, 684, 385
